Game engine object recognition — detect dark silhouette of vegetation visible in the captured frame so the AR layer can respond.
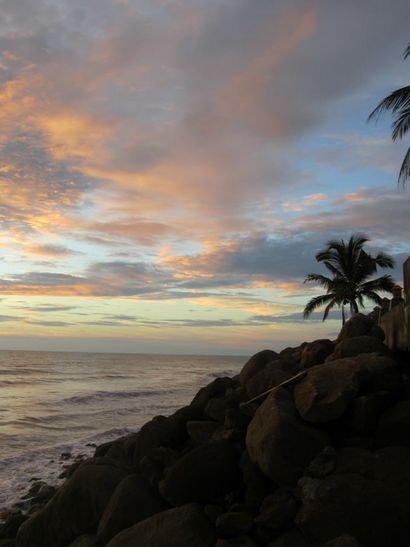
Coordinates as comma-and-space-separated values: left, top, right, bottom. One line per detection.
303, 234, 395, 323
368, 42, 410, 187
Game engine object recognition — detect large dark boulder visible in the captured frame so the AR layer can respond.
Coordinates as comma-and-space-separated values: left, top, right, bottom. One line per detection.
159, 440, 241, 505
16, 461, 127, 547
295, 473, 410, 546
254, 488, 298, 533
246, 388, 328, 485
293, 358, 364, 423
266, 529, 309, 546
376, 401, 410, 447
191, 377, 236, 410
239, 350, 279, 387
336, 314, 385, 342
300, 339, 335, 369
68, 536, 96, 547
97, 473, 166, 546
215, 511, 253, 538
132, 405, 202, 467
245, 364, 291, 399
329, 336, 389, 361
319, 537, 363, 547
106, 504, 216, 547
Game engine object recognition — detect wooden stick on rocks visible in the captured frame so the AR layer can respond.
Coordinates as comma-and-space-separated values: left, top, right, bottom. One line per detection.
240, 369, 308, 407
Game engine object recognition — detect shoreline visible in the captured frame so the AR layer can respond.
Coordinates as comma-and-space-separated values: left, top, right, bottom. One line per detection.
3, 313, 410, 546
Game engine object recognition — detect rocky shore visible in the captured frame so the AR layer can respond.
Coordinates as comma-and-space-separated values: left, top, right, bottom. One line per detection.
2, 313, 410, 547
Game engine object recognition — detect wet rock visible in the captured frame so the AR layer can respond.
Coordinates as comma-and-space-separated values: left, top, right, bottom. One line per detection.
159, 440, 241, 505
97, 473, 166, 546
0, 512, 27, 539
16, 462, 127, 547
246, 388, 328, 485
106, 504, 216, 547
301, 339, 335, 369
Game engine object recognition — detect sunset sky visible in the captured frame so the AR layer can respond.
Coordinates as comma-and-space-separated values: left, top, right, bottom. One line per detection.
0, 0, 409, 355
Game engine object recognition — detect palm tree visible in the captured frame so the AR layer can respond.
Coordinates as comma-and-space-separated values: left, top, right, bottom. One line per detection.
368, 42, 410, 187
303, 234, 395, 323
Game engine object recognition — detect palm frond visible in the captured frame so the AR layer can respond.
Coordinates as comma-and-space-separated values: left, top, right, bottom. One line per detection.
304, 273, 333, 288
392, 108, 410, 141
322, 299, 337, 321
368, 86, 410, 121
303, 293, 335, 319
398, 146, 410, 187
404, 42, 410, 59
373, 252, 394, 269
359, 274, 395, 294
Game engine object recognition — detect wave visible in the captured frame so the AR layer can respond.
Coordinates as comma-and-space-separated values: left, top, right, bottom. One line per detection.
57, 388, 174, 405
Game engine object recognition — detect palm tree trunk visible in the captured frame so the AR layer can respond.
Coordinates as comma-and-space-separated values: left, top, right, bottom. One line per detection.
342, 305, 346, 325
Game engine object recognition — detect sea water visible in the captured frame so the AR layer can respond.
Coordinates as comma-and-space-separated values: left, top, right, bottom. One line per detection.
0, 350, 245, 511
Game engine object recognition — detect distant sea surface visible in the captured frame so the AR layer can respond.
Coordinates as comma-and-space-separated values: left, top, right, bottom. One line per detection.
0, 350, 245, 511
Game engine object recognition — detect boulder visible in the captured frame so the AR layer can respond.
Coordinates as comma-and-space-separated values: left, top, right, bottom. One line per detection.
336, 314, 384, 342
344, 391, 392, 434
319, 536, 363, 547
334, 447, 374, 478
266, 529, 309, 546
68, 536, 97, 547
106, 504, 216, 547
16, 462, 127, 547
97, 473, 166, 546
240, 450, 273, 507
300, 339, 335, 369
245, 364, 291, 399
215, 536, 258, 547
191, 377, 236, 410
133, 405, 202, 467
246, 388, 328, 485
239, 350, 279, 387
376, 400, 410, 447
0, 512, 27, 540
293, 358, 363, 423
159, 440, 241, 505
295, 473, 410, 546
215, 512, 253, 538
254, 488, 297, 533
329, 336, 389, 361
305, 446, 337, 478
187, 420, 221, 443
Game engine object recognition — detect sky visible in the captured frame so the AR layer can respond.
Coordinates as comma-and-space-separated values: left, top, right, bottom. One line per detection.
0, 0, 409, 355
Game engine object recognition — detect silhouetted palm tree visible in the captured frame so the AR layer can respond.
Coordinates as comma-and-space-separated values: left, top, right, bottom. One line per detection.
303, 234, 395, 323
368, 42, 410, 187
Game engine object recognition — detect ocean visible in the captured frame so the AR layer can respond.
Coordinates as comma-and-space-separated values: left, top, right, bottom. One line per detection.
0, 350, 245, 512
